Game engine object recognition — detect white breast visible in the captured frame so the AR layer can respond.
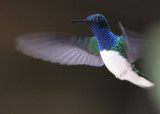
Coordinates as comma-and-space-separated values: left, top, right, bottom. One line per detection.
100, 50, 131, 78
100, 50, 154, 88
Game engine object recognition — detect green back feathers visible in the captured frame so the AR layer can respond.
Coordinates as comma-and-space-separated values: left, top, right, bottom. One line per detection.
111, 36, 127, 58
76, 36, 100, 55
88, 37, 99, 54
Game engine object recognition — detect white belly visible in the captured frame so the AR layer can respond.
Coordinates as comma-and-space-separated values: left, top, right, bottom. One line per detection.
100, 50, 131, 79
100, 50, 154, 88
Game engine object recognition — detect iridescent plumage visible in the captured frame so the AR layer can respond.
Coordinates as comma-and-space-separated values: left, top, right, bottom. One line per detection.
111, 36, 127, 58
15, 14, 154, 88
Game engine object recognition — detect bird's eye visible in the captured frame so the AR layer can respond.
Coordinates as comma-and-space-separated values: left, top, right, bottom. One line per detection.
95, 17, 101, 22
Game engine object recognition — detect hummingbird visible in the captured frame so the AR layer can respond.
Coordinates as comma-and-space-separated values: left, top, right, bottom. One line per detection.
15, 14, 154, 88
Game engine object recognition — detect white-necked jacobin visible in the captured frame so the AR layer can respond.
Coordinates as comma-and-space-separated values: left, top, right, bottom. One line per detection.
15, 14, 154, 88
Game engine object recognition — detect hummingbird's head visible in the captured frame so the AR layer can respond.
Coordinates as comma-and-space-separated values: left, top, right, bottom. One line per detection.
86, 14, 108, 28
72, 14, 110, 35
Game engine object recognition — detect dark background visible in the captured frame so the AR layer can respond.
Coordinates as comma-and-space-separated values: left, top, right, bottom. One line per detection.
1, 0, 160, 114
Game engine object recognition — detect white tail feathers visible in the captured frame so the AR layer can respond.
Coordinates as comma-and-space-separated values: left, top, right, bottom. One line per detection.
119, 69, 154, 88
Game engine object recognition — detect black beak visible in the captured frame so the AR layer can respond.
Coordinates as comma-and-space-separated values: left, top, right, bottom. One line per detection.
72, 19, 87, 23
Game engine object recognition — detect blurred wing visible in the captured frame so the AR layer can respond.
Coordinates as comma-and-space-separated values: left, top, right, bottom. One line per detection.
15, 33, 104, 67
119, 22, 144, 63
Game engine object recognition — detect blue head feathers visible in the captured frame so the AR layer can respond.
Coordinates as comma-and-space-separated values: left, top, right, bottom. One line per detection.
86, 14, 110, 31
72, 14, 117, 50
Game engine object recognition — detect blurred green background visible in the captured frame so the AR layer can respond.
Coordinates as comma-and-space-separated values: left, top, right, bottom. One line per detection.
1, 0, 160, 114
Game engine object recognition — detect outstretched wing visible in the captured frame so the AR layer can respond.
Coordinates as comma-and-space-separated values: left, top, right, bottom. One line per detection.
119, 22, 144, 63
15, 32, 104, 67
